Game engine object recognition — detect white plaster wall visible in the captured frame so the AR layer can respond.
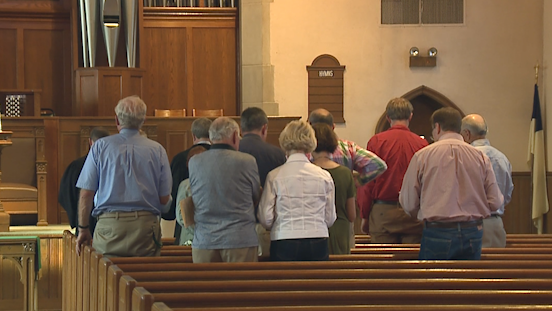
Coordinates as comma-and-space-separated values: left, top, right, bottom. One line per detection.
270, 0, 543, 171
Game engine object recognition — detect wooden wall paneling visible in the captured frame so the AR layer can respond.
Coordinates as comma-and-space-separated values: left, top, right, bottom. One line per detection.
75, 70, 99, 116
142, 8, 237, 114
0, 28, 17, 89
142, 27, 189, 114
504, 173, 534, 234
45, 118, 60, 224
0, 0, 70, 12
23, 24, 72, 117
17, 27, 24, 88
74, 68, 144, 116
101, 75, 124, 116
165, 129, 192, 162
191, 26, 236, 115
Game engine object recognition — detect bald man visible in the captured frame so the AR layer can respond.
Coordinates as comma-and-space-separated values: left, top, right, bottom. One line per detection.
461, 114, 513, 248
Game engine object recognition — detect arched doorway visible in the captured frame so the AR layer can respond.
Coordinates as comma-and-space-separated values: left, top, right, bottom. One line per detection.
375, 85, 464, 143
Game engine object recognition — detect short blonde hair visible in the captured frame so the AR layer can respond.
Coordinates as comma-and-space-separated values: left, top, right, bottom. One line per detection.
279, 120, 317, 153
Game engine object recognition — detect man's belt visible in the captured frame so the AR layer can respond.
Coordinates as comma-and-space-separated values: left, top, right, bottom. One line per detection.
425, 219, 483, 229
98, 211, 154, 219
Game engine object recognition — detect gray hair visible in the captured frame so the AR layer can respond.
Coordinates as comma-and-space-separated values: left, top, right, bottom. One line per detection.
279, 120, 317, 153
115, 96, 147, 129
209, 117, 240, 142
191, 118, 212, 139
461, 114, 488, 136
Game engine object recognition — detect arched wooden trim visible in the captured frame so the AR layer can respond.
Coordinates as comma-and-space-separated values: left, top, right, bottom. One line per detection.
309, 54, 343, 67
375, 85, 464, 134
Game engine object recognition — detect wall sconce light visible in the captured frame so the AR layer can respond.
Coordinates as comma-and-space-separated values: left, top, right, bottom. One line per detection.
409, 47, 437, 68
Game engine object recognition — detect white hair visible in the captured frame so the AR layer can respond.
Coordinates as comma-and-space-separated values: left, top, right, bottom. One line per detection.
115, 96, 147, 129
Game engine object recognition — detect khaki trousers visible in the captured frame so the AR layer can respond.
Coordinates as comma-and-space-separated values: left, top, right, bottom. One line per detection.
192, 247, 258, 263
482, 216, 506, 248
369, 203, 423, 244
93, 211, 161, 258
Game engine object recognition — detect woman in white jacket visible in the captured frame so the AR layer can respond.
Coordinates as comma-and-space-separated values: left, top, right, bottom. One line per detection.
257, 120, 337, 261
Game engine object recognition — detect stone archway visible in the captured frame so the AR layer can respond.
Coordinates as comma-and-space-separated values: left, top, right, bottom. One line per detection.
375, 85, 464, 143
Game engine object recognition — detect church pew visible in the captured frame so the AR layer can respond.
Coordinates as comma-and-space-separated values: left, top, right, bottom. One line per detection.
350, 247, 552, 254
132, 287, 552, 311
154, 304, 552, 311
63, 231, 552, 311
112, 263, 552, 311
101, 248, 552, 310
122, 277, 552, 311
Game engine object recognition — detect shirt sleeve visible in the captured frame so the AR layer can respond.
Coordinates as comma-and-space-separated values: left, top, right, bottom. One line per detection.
258, 171, 276, 229
357, 182, 375, 219
158, 146, 173, 197
399, 154, 421, 218
504, 162, 514, 206
483, 156, 504, 212
325, 176, 337, 228
76, 146, 100, 192
248, 158, 262, 207
351, 141, 387, 185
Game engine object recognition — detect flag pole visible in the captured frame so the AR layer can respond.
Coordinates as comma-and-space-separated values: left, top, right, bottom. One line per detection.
535, 62, 539, 85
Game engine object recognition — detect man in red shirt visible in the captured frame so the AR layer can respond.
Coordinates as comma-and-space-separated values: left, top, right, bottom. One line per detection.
358, 98, 428, 243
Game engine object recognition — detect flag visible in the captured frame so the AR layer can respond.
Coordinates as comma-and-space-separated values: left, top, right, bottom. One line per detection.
527, 84, 549, 234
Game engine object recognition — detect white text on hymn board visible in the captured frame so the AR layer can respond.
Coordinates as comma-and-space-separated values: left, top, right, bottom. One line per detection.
318, 70, 334, 77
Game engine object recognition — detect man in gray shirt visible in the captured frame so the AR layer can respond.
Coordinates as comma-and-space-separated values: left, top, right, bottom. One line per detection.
188, 117, 261, 263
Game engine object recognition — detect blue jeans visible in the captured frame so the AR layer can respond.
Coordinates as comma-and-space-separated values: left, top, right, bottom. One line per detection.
419, 224, 483, 260
270, 238, 329, 261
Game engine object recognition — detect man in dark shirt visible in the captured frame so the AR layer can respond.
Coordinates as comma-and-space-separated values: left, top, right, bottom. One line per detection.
239, 107, 286, 187
358, 98, 428, 243
238, 107, 286, 256
58, 127, 110, 236
165, 117, 212, 244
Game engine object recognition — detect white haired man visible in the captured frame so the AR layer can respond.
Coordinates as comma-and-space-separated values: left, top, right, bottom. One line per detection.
461, 113, 513, 248
75, 96, 172, 257
189, 117, 261, 263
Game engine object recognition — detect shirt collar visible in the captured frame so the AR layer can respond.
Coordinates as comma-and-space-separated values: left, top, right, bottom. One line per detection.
194, 140, 211, 145
120, 128, 140, 136
388, 124, 411, 131
211, 143, 236, 151
243, 133, 263, 141
438, 132, 464, 142
471, 138, 491, 147
286, 153, 310, 163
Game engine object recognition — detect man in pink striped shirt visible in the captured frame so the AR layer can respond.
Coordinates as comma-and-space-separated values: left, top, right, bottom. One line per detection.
399, 108, 503, 260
